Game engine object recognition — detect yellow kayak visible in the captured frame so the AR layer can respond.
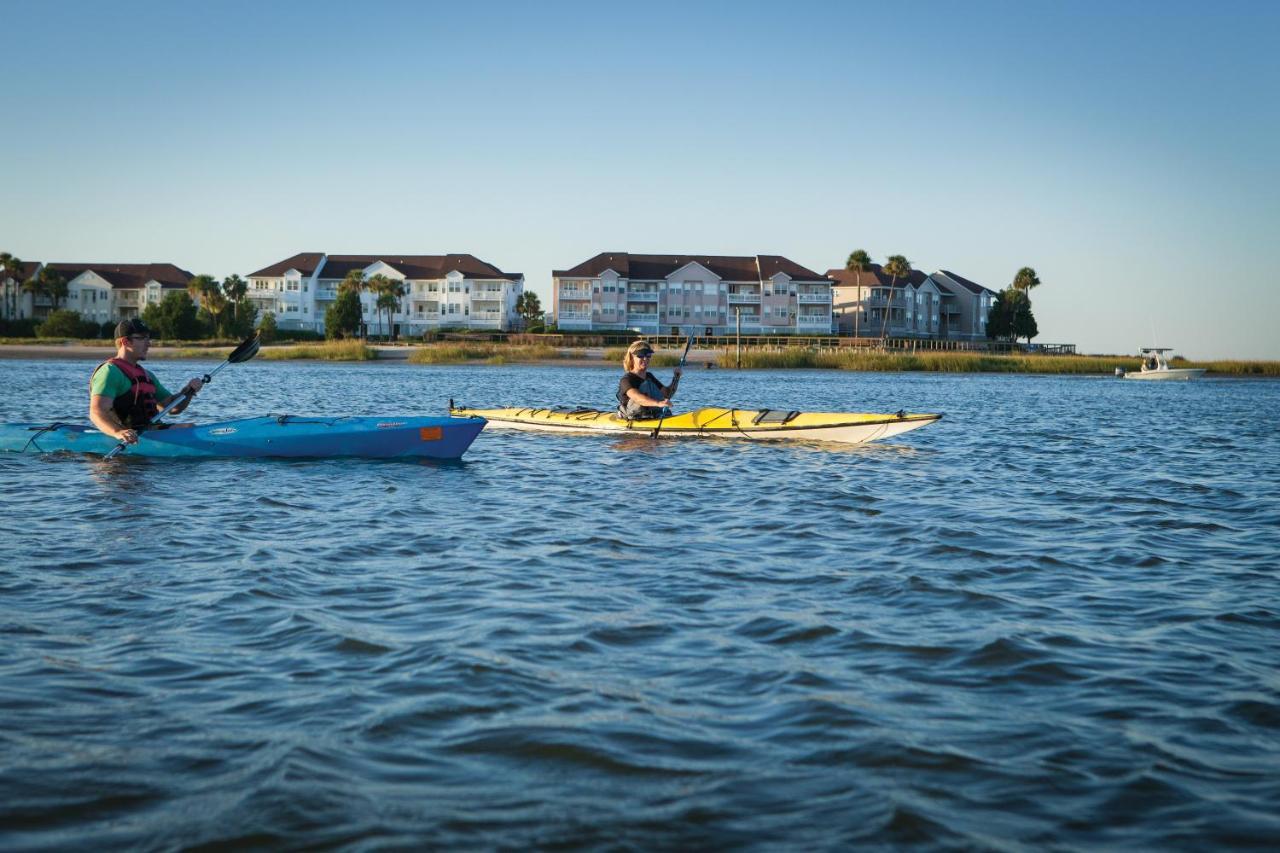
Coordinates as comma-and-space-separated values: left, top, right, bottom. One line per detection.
448, 404, 941, 445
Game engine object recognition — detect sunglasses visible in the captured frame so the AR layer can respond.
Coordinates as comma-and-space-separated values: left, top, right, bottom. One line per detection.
635, 352, 653, 359
129, 334, 151, 342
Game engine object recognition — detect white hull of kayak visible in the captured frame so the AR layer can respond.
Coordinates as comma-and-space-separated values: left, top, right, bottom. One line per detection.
450, 406, 941, 445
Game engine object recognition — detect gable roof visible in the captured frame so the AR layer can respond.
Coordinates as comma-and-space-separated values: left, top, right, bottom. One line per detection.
320, 254, 517, 281
554, 253, 828, 283
826, 265, 928, 290
937, 269, 997, 296
1, 260, 41, 281
247, 252, 326, 278
43, 262, 193, 289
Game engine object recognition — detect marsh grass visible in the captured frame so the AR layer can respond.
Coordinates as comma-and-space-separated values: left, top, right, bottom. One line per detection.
716, 349, 1278, 375
408, 344, 561, 364
261, 340, 376, 361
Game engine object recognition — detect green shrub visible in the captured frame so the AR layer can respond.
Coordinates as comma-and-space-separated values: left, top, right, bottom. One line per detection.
36, 309, 97, 339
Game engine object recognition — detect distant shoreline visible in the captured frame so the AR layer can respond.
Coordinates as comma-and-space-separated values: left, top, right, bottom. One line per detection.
1, 342, 1275, 376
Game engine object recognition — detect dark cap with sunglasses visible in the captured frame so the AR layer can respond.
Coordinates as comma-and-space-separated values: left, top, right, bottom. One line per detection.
114, 317, 152, 340
633, 346, 654, 358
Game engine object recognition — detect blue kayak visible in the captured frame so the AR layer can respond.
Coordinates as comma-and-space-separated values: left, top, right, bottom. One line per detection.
0, 415, 486, 460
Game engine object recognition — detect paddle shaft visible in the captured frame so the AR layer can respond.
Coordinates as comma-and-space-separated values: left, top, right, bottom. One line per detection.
652, 336, 694, 438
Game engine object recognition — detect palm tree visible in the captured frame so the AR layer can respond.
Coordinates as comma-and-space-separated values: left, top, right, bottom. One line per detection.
367, 275, 407, 340
205, 287, 229, 337
1012, 267, 1041, 298
845, 249, 871, 338
339, 270, 368, 336
222, 274, 247, 323
879, 255, 912, 342
365, 274, 391, 338
187, 273, 216, 306
519, 291, 542, 328
31, 268, 67, 311
0, 252, 24, 320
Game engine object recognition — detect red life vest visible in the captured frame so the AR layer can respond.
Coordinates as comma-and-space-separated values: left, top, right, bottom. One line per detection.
94, 357, 159, 427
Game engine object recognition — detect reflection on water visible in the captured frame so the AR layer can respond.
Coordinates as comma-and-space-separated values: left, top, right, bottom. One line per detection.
2, 359, 1279, 849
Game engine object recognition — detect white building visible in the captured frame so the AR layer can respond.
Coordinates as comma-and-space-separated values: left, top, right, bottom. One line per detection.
14, 262, 193, 324
552, 253, 832, 335
245, 253, 524, 336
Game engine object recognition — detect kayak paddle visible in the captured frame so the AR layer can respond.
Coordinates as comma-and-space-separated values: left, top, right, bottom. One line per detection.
652, 335, 693, 438
104, 332, 261, 459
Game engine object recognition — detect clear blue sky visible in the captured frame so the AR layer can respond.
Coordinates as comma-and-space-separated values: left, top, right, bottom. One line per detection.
3, 0, 1277, 358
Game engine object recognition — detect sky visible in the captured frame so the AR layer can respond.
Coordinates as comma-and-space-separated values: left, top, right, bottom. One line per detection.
2, 0, 1277, 359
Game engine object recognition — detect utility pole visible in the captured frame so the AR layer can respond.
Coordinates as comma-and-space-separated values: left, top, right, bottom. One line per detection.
735, 307, 741, 369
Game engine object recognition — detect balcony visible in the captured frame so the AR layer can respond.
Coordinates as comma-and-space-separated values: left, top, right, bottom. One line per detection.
728, 292, 761, 304
558, 311, 591, 320
559, 287, 591, 299
798, 315, 831, 327
627, 290, 659, 301
798, 293, 829, 304
315, 288, 338, 301
627, 312, 658, 321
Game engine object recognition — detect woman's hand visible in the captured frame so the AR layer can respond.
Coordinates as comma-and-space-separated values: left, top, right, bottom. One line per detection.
117, 428, 139, 444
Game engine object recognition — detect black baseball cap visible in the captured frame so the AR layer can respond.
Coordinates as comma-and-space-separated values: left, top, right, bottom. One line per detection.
114, 317, 152, 339
633, 343, 654, 357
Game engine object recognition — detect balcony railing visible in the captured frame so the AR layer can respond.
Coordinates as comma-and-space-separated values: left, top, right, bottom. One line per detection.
627, 291, 658, 301
559, 311, 591, 320
627, 312, 658, 321
559, 288, 591, 298
798, 294, 829, 304
728, 293, 761, 304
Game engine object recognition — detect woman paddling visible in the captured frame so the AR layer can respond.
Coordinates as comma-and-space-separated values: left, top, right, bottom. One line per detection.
617, 340, 681, 420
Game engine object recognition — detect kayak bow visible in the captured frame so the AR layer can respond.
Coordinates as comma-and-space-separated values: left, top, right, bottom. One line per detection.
1, 415, 486, 460
449, 405, 939, 445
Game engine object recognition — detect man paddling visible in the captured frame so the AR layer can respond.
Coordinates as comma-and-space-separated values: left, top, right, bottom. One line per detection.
89, 318, 204, 445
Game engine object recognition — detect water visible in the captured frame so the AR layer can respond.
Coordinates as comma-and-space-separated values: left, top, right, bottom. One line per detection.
2, 358, 1278, 850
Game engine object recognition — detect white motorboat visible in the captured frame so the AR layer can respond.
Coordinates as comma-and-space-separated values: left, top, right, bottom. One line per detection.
1116, 348, 1205, 380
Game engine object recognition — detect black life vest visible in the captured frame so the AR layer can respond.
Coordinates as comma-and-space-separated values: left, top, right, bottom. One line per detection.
94, 357, 158, 427
617, 371, 667, 420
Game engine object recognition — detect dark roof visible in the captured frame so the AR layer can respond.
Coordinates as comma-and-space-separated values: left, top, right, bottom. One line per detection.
826, 266, 927, 290
937, 269, 996, 295
247, 252, 325, 278
1, 261, 42, 281
553, 253, 828, 283
43, 262, 193, 289
249, 253, 518, 282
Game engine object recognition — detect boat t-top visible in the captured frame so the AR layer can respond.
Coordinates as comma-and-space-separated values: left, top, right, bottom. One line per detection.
1116, 348, 1205, 380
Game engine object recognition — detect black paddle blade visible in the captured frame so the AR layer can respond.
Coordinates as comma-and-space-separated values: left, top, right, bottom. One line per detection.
228, 332, 261, 364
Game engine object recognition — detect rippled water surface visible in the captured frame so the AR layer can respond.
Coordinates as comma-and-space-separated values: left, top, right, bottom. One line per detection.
2, 358, 1278, 850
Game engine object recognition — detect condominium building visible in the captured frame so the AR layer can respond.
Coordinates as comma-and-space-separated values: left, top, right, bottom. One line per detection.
6, 262, 193, 323
245, 253, 524, 335
552, 253, 832, 335
0, 260, 42, 320
826, 266, 997, 340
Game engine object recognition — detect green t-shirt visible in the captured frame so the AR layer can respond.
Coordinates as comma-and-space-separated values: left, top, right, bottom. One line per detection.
90, 362, 172, 402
